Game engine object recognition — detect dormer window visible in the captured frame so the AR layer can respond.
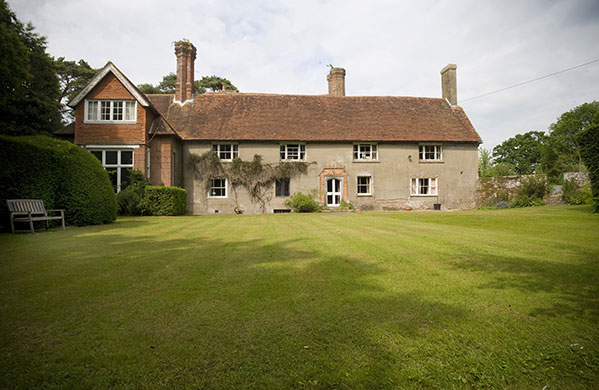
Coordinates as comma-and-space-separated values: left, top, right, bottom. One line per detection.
85, 99, 136, 124
353, 143, 378, 161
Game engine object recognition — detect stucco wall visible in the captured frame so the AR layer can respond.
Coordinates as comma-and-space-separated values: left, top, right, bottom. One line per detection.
183, 141, 478, 214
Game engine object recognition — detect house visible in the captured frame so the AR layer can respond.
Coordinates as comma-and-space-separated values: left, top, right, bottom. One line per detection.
62, 40, 482, 214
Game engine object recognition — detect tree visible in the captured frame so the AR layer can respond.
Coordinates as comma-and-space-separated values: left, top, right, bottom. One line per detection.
54, 57, 98, 121
577, 122, 599, 212
492, 131, 547, 175
541, 101, 599, 181
138, 73, 238, 95
478, 147, 493, 177
0, 0, 61, 135
198, 75, 238, 92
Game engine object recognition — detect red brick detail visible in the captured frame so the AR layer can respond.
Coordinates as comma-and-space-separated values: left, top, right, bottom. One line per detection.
73, 73, 151, 146
320, 167, 348, 203
150, 136, 174, 186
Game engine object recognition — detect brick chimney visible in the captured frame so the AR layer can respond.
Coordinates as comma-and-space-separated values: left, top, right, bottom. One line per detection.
441, 64, 457, 106
174, 40, 197, 103
327, 67, 346, 96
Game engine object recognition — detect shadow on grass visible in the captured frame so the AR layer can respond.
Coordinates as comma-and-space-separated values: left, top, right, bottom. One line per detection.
1, 223, 469, 389
449, 247, 599, 319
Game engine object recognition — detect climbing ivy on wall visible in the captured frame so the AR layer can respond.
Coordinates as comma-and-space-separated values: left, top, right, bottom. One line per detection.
190, 151, 312, 213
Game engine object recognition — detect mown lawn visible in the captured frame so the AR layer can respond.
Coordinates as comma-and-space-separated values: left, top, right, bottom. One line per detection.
0, 205, 598, 389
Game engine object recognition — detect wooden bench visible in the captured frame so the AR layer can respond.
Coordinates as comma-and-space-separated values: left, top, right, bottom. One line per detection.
7, 199, 65, 234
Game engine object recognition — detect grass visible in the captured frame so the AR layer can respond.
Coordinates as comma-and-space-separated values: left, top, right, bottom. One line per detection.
0, 205, 598, 389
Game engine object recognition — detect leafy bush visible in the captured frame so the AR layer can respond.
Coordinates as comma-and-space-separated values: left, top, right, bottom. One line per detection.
116, 170, 149, 215
511, 176, 547, 208
562, 179, 592, 205
0, 135, 117, 226
144, 186, 187, 216
285, 192, 323, 213
339, 200, 355, 211
577, 123, 599, 212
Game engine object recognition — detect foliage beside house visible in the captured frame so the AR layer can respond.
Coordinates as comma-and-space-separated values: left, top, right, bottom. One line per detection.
0, 136, 117, 226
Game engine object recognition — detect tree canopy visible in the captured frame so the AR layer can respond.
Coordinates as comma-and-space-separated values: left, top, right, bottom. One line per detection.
492, 131, 547, 175
54, 57, 98, 121
0, 0, 61, 135
138, 74, 238, 95
540, 101, 599, 179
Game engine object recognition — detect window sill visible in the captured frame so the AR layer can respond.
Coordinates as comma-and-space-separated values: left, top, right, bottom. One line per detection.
84, 120, 137, 125
352, 160, 379, 163
410, 194, 439, 197
357, 194, 372, 197
207, 196, 228, 199
418, 160, 444, 164
280, 159, 306, 162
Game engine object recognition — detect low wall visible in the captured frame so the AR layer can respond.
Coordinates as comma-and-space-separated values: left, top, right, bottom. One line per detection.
563, 171, 590, 185
476, 174, 546, 207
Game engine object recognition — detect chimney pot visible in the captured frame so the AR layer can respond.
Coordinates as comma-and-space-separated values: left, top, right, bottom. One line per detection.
440, 64, 457, 106
174, 40, 197, 103
327, 67, 346, 96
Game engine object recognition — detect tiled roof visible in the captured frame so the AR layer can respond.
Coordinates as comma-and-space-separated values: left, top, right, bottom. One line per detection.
54, 122, 74, 135
160, 93, 481, 143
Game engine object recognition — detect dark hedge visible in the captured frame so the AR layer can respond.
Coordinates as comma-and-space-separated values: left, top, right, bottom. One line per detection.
144, 186, 187, 216
0, 135, 117, 225
578, 124, 599, 212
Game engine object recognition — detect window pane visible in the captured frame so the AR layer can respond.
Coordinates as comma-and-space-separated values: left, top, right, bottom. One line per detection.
121, 150, 133, 165
101, 101, 111, 120
232, 144, 239, 159
125, 101, 135, 121
287, 144, 299, 160
87, 101, 98, 121
120, 168, 130, 190
91, 150, 102, 161
107, 168, 118, 192
276, 178, 290, 197
113, 101, 123, 120
105, 151, 117, 165
420, 178, 429, 194
280, 145, 285, 160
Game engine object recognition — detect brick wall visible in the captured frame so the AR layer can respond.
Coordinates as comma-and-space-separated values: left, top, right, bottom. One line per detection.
73, 72, 155, 177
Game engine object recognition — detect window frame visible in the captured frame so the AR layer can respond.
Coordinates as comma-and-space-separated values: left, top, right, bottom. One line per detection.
84, 99, 137, 124
357, 176, 372, 196
88, 148, 134, 193
212, 143, 239, 161
279, 143, 306, 161
418, 144, 443, 162
410, 177, 438, 196
353, 143, 378, 161
275, 178, 291, 197
208, 178, 228, 198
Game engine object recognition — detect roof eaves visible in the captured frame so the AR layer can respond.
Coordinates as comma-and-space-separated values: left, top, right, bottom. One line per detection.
67, 62, 152, 109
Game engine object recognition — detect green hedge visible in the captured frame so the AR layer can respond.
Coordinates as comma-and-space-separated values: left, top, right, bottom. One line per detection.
144, 186, 187, 216
0, 135, 117, 225
578, 123, 599, 212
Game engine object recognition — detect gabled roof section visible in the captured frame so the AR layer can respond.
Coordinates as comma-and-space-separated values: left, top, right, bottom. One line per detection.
164, 93, 482, 143
68, 62, 152, 109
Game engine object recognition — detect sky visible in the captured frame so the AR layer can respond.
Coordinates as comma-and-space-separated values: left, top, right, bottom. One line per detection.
8, 0, 599, 149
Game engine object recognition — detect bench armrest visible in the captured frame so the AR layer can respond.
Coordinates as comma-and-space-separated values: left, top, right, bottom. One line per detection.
9, 211, 30, 217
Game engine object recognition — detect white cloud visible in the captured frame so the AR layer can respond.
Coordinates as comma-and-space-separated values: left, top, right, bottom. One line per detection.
8, 0, 599, 148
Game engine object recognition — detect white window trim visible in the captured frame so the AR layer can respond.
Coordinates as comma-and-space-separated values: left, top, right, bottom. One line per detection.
410, 177, 438, 196
84, 99, 137, 124
88, 149, 134, 193
353, 143, 378, 161
357, 176, 372, 196
212, 143, 239, 161
279, 143, 306, 161
418, 144, 443, 162
208, 178, 228, 198
84, 145, 140, 149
